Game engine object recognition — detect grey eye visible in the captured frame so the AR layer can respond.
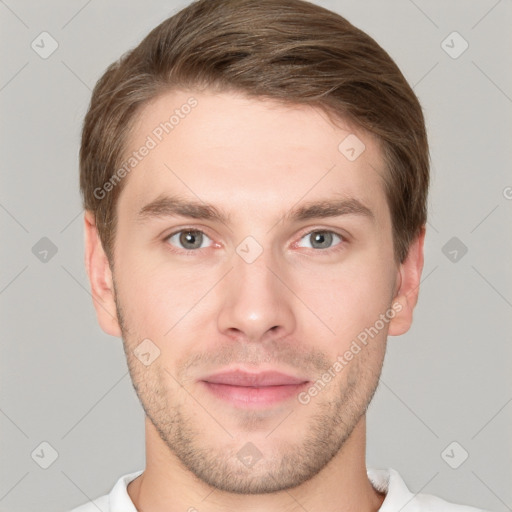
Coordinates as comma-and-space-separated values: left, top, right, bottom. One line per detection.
297, 230, 342, 250
167, 230, 212, 250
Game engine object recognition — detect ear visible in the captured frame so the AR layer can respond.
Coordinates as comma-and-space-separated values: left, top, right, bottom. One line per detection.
84, 210, 122, 337
388, 226, 426, 336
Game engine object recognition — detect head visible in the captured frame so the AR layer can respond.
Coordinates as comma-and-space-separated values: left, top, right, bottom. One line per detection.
81, 0, 428, 495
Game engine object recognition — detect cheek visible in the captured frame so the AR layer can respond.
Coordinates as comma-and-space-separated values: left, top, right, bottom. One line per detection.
295, 254, 394, 342
115, 251, 215, 340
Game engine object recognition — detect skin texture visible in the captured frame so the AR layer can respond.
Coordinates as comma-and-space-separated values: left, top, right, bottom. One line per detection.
84, 89, 425, 512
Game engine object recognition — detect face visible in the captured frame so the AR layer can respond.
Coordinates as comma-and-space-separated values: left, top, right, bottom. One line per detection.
86, 89, 423, 494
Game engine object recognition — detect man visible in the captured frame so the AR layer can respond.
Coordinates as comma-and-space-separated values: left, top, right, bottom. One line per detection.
70, 0, 487, 510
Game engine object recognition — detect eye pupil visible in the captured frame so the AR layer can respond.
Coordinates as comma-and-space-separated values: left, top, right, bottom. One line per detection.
311, 231, 333, 249
180, 230, 202, 249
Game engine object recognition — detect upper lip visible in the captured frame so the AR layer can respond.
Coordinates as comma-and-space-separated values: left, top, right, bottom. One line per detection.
202, 370, 309, 387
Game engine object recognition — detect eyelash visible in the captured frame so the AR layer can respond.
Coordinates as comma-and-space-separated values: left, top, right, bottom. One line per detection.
162, 227, 348, 255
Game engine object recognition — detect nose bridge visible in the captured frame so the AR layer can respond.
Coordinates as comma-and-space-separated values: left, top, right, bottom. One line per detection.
216, 238, 295, 341
235, 243, 279, 297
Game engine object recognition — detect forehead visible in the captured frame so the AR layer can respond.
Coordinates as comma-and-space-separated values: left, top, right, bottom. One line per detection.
117, 89, 390, 226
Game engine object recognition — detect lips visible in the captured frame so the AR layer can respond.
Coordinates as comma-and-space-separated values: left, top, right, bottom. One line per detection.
202, 370, 308, 387
200, 369, 310, 407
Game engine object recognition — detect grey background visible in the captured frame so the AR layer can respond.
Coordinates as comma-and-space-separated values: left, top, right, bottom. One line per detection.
0, 1, 511, 511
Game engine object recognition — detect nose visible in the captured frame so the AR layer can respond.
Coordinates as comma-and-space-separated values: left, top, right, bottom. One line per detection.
217, 246, 296, 344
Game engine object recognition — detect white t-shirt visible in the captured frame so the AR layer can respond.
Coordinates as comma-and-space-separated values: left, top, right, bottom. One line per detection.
68, 467, 488, 511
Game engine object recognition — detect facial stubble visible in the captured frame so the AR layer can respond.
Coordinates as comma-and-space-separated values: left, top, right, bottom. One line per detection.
112, 277, 386, 494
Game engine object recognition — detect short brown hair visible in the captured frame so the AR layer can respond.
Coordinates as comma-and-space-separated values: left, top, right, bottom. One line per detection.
80, 0, 429, 264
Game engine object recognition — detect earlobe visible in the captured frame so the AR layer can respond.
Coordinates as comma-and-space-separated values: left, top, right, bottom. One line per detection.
388, 226, 426, 337
84, 211, 122, 337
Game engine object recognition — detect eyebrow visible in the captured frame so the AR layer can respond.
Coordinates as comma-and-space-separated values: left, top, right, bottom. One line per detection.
136, 194, 375, 225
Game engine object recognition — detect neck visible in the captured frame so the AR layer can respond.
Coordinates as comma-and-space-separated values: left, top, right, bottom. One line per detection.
127, 415, 385, 512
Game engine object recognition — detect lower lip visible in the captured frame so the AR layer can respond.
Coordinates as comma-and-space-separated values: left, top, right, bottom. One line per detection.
201, 381, 310, 407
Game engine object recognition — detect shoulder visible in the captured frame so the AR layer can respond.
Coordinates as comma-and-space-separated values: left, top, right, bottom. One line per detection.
65, 469, 143, 512
66, 494, 109, 512
411, 491, 489, 512
368, 467, 489, 512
